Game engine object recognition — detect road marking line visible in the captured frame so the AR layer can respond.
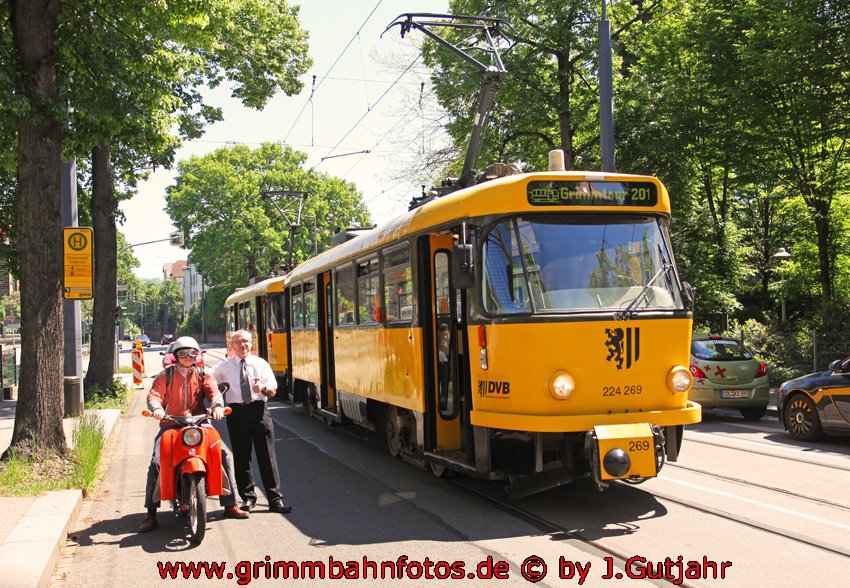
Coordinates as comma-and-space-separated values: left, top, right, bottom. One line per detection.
660, 475, 850, 531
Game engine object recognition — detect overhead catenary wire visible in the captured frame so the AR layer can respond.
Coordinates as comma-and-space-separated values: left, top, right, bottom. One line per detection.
317, 55, 421, 165
283, 0, 387, 143
339, 86, 438, 178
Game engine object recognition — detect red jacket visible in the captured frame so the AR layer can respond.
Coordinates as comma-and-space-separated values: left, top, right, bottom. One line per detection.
146, 367, 222, 426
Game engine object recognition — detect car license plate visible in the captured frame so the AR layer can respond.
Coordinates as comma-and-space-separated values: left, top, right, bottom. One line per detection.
720, 389, 752, 399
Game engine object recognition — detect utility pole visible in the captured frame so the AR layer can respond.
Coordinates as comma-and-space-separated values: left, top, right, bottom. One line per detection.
201, 273, 206, 344
599, 0, 616, 172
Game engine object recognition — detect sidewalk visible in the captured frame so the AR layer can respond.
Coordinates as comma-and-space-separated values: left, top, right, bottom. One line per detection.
0, 383, 125, 588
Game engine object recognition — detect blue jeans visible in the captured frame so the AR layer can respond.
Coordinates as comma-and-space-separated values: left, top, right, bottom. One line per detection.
144, 424, 237, 511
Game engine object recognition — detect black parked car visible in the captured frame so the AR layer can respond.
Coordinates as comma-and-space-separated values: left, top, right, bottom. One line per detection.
777, 356, 850, 441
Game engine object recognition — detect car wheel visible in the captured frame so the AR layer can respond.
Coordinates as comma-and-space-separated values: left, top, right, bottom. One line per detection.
784, 394, 824, 441
740, 406, 767, 421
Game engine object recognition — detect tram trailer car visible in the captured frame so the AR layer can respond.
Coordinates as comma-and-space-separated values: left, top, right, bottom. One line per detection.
224, 275, 290, 391
279, 161, 700, 495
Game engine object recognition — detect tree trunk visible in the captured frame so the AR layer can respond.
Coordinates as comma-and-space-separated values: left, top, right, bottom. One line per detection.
83, 145, 118, 395
4, 0, 68, 459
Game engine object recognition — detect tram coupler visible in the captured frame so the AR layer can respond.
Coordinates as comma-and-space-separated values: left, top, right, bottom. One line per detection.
585, 423, 665, 491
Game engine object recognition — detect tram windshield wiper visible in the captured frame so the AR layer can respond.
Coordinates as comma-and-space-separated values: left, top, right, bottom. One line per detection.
617, 261, 672, 319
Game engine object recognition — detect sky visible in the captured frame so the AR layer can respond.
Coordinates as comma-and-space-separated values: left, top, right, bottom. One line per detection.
121, 0, 450, 280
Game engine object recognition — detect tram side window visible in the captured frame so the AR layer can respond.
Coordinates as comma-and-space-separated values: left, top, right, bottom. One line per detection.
383, 244, 413, 322
267, 293, 286, 332
304, 280, 317, 329
335, 265, 355, 326
291, 284, 303, 330
227, 306, 236, 334
482, 222, 531, 314
357, 257, 380, 324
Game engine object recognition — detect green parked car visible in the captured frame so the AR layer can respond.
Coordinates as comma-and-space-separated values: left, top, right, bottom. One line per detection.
688, 334, 770, 420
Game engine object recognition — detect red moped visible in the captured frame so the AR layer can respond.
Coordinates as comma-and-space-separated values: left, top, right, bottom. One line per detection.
142, 404, 232, 544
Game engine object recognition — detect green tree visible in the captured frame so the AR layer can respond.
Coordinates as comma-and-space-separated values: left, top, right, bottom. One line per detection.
166, 143, 371, 293
739, 0, 850, 313
1, 0, 311, 457
0, 291, 20, 320
1, 0, 68, 458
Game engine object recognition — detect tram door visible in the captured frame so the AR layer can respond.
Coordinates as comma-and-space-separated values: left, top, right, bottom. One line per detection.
257, 296, 269, 360
318, 271, 336, 413
429, 234, 461, 451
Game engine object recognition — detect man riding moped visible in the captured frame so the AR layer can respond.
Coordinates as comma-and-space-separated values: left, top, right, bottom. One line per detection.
138, 336, 249, 533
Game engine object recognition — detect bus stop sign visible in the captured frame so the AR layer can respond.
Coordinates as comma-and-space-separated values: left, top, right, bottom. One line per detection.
63, 227, 93, 299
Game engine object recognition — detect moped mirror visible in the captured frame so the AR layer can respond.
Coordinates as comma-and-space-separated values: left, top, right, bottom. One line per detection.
218, 382, 230, 394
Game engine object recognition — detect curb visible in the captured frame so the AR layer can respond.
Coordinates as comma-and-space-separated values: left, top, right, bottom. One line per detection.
0, 408, 122, 588
0, 490, 83, 588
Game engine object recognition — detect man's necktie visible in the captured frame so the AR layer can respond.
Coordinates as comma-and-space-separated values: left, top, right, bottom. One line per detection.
240, 359, 252, 403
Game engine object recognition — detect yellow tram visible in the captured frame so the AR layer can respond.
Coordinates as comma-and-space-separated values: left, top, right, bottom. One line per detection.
234, 161, 702, 494
223, 275, 290, 389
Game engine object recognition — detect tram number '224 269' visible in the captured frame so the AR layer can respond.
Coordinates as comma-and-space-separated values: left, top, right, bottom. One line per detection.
602, 385, 643, 397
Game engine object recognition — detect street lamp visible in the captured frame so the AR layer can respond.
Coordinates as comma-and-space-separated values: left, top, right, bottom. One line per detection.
773, 247, 791, 322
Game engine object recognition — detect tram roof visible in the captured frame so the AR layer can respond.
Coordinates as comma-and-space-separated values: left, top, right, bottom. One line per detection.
224, 274, 287, 306
288, 170, 670, 281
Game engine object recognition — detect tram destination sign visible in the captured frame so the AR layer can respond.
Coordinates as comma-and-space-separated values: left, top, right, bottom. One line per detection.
527, 180, 658, 207
63, 227, 94, 299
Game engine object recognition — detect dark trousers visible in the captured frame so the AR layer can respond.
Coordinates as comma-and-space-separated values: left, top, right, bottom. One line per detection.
225, 400, 282, 504
144, 424, 237, 511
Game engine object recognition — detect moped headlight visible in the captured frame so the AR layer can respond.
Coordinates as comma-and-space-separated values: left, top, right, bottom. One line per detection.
548, 371, 575, 400
182, 427, 203, 447
667, 366, 692, 393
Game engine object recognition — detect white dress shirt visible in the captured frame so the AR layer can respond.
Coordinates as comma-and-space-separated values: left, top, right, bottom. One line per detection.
213, 353, 277, 404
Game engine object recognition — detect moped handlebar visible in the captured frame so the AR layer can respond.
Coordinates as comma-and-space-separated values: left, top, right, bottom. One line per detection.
141, 406, 231, 424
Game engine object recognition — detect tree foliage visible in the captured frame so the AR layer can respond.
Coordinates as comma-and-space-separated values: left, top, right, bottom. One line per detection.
0, 0, 311, 456
166, 143, 371, 293
419, 0, 850, 339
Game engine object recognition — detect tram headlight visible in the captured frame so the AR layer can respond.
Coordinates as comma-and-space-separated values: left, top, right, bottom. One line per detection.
182, 427, 203, 447
603, 448, 631, 478
667, 366, 692, 393
548, 371, 575, 400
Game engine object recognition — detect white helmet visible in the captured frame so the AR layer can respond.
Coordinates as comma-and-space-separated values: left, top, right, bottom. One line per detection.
172, 336, 200, 353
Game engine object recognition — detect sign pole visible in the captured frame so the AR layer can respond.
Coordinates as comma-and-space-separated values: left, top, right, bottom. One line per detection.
61, 160, 83, 380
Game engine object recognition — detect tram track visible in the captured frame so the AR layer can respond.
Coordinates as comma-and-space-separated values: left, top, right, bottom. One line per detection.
615, 481, 850, 560
685, 432, 850, 472
664, 461, 850, 512
449, 478, 706, 588
454, 473, 850, 566
280, 406, 850, 581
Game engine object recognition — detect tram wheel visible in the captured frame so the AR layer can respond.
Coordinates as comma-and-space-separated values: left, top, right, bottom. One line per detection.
428, 461, 454, 478
385, 406, 402, 457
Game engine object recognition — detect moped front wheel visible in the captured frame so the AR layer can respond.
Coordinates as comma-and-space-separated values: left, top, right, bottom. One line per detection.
187, 473, 207, 544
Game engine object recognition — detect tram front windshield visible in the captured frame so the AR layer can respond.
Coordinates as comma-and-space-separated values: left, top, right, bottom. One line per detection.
481, 215, 684, 315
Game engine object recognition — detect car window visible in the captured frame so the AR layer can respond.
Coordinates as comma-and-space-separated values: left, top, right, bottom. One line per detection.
691, 338, 752, 361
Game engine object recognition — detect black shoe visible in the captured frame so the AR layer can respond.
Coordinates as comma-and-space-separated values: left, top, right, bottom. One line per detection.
138, 515, 158, 533
241, 499, 256, 512
269, 500, 291, 514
